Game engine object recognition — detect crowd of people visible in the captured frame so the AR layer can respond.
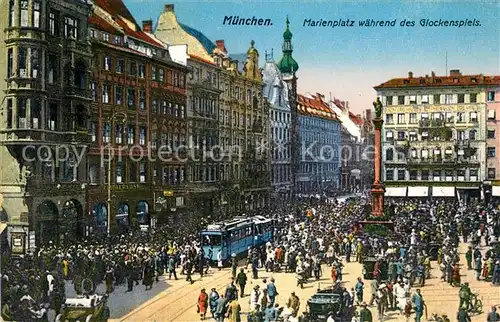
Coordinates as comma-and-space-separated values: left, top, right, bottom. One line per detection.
1, 194, 500, 321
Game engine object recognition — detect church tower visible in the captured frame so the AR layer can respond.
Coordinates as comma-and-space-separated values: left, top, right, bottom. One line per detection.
278, 17, 299, 200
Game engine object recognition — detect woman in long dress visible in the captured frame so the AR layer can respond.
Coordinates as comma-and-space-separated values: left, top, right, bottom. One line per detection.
197, 288, 208, 320
217, 251, 223, 270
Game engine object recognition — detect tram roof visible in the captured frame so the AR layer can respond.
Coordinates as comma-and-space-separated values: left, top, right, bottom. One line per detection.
202, 215, 272, 232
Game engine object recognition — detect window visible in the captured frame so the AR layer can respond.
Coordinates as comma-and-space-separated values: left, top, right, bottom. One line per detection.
127, 125, 134, 144
445, 112, 454, 122
397, 170, 405, 181
115, 161, 123, 183
151, 99, 157, 114
103, 123, 110, 143
162, 101, 167, 114
128, 62, 137, 76
103, 56, 111, 71
48, 54, 57, 84
29, 48, 39, 78
151, 66, 156, 80
458, 94, 465, 103
488, 129, 495, 139
433, 170, 441, 181
397, 113, 405, 124
457, 169, 465, 181
470, 93, 477, 103
488, 168, 496, 180
129, 162, 136, 183
488, 109, 496, 120
6, 99, 12, 129
421, 149, 429, 159
91, 82, 97, 101
64, 16, 78, 39
386, 96, 393, 106
433, 112, 441, 120
457, 130, 465, 140
138, 64, 145, 78
385, 131, 393, 141
114, 35, 121, 45
174, 72, 179, 87
421, 170, 429, 180
151, 132, 157, 149
18, 47, 27, 77
8, 0, 14, 27
48, 103, 57, 130
457, 112, 465, 123
470, 112, 477, 123
139, 127, 146, 145
33, 0, 40, 28
140, 162, 147, 183
7, 48, 13, 78
102, 84, 109, 103
433, 94, 441, 104
17, 97, 27, 128
409, 132, 417, 141
397, 131, 405, 140
445, 170, 453, 181
410, 170, 417, 180
386, 148, 394, 161
488, 147, 496, 158
445, 94, 453, 104
102, 32, 109, 42
470, 169, 478, 181
31, 98, 41, 129
116, 59, 125, 73
397, 96, 404, 105
139, 90, 146, 110
127, 88, 135, 107
409, 95, 416, 104
49, 11, 58, 35
114, 85, 122, 105
114, 124, 122, 144
89, 122, 96, 142
20, 0, 28, 27
488, 91, 495, 102
421, 95, 429, 104
159, 69, 164, 82
385, 114, 394, 124
385, 169, 394, 181
180, 105, 185, 118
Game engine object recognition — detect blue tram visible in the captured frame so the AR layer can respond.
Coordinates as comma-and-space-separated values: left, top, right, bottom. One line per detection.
201, 215, 274, 263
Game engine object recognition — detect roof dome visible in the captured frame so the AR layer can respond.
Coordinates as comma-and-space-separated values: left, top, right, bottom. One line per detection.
283, 17, 293, 40
247, 40, 259, 55
278, 55, 299, 74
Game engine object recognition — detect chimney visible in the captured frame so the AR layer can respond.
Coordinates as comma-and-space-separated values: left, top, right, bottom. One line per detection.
450, 69, 461, 76
215, 40, 227, 54
142, 20, 152, 33
408, 71, 413, 78
164, 4, 174, 12
431, 71, 435, 77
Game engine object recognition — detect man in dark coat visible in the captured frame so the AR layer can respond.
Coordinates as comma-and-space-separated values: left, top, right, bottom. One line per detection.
235, 268, 247, 298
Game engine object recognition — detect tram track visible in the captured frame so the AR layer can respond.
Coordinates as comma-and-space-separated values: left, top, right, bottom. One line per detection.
119, 269, 233, 322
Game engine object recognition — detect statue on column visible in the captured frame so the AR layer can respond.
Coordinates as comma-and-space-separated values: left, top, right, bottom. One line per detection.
373, 97, 383, 118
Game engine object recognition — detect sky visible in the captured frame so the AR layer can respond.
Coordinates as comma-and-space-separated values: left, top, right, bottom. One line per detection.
124, 0, 500, 114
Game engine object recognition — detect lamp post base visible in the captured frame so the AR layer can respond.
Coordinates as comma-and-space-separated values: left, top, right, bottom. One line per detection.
371, 183, 385, 217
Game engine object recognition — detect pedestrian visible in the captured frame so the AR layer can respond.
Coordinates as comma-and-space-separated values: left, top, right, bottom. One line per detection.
358, 302, 373, 322
209, 288, 219, 319
487, 306, 500, 322
227, 299, 241, 322
168, 256, 178, 280
355, 277, 364, 304
411, 289, 424, 322
197, 288, 208, 320
217, 250, 223, 271
465, 247, 472, 270
457, 306, 471, 322
236, 268, 247, 298
267, 278, 277, 306
214, 294, 226, 322
250, 285, 260, 311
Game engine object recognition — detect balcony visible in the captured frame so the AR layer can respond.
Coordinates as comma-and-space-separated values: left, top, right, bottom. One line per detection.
65, 86, 92, 100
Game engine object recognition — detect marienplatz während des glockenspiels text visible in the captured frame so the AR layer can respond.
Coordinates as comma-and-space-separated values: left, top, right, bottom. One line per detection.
302, 18, 481, 28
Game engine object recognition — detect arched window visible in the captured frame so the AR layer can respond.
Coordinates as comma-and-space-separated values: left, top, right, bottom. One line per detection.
136, 201, 149, 225
386, 148, 394, 161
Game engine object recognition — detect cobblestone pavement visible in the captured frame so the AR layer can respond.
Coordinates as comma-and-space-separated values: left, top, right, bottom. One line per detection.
106, 240, 499, 322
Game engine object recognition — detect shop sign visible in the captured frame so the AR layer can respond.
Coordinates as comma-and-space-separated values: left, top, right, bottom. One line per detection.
110, 184, 140, 191
11, 232, 26, 255
163, 190, 174, 197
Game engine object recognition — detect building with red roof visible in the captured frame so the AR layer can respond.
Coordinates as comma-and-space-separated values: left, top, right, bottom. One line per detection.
86, 0, 190, 232
295, 92, 341, 194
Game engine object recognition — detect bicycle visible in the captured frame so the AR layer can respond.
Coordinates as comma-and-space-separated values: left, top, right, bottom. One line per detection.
467, 293, 483, 315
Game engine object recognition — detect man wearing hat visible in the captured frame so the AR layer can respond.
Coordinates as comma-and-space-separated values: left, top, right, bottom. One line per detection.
287, 291, 300, 315
250, 285, 260, 311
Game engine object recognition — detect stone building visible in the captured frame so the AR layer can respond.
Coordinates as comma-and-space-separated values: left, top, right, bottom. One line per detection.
86, 0, 189, 234
296, 93, 341, 194
484, 85, 500, 200
376, 70, 500, 200
154, 4, 222, 220
0, 0, 93, 249
262, 51, 292, 202
213, 40, 271, 215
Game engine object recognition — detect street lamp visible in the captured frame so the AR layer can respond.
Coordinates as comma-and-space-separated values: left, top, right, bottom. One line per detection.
106, 112, 127, 237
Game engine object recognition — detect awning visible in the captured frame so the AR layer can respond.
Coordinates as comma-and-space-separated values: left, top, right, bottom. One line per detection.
492, 186, 500, 197
407, 186, 429, 197
432, 186, 455, 197
385, 187, 407, 197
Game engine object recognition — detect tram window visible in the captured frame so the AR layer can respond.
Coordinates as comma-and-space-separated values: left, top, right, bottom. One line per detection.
202, 234, 222, 246
247, 227, 252, 236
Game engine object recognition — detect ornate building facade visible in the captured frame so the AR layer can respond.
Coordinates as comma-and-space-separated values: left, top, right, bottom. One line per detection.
262, 51, 292, 202
86, 0, 189, 233
214, 40, 271, 215
0, 0, 92, 249
154, 4, 221, 221
376, 70, 500, 200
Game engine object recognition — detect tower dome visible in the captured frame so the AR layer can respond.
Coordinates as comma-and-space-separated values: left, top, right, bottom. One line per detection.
277, 17, 299, 74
